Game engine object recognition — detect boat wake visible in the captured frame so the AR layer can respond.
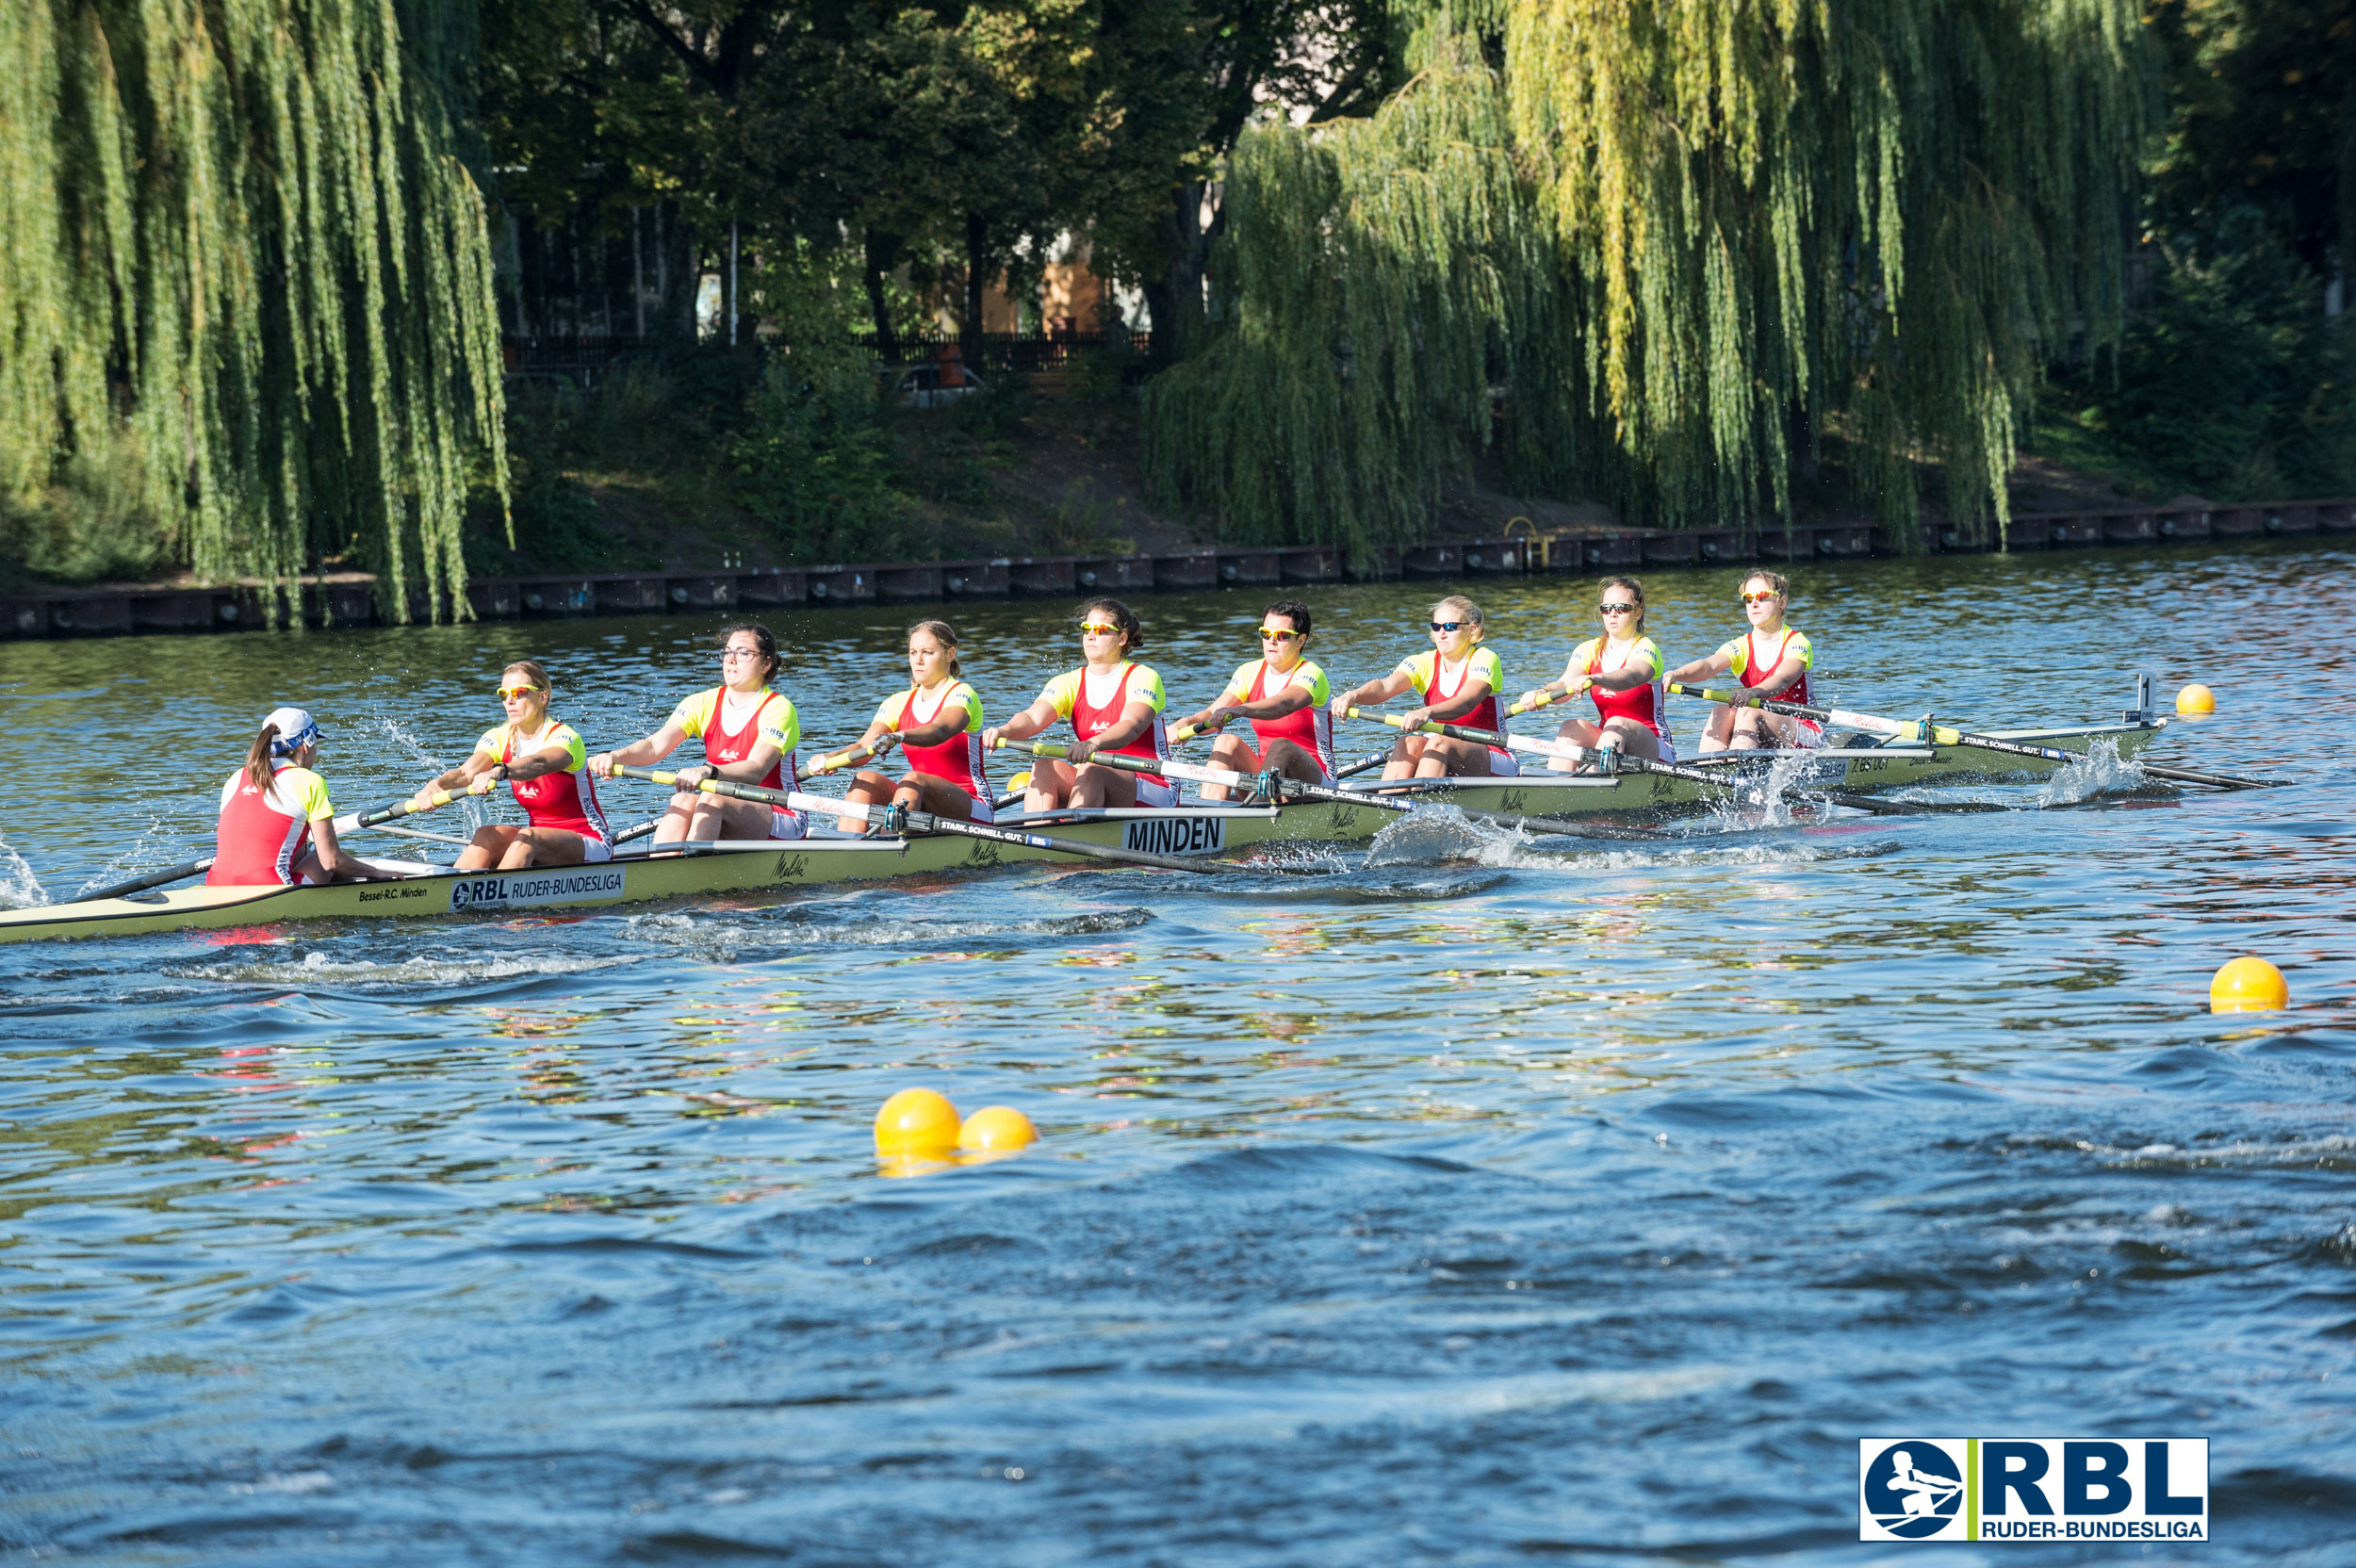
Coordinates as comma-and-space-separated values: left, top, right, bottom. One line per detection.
624, 904, 1157, 952
163, 948, 626, 989
1364, 806, 1899, 872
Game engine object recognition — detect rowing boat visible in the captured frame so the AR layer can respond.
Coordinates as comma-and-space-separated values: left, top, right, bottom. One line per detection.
0, 713, 2166, 943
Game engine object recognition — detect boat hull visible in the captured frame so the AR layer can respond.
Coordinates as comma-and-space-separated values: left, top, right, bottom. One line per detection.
0, 718, 2167, 943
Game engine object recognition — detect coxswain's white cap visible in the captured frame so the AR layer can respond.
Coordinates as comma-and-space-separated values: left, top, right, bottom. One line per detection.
264, 706, 324, 755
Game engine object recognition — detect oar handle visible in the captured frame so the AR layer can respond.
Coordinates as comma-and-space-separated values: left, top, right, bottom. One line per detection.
343, 787, 466, 832
1666, 681, 1918, 740
1344, 705, 1506, 747
1506, 684, 1583, 716
808, 734, 899, 776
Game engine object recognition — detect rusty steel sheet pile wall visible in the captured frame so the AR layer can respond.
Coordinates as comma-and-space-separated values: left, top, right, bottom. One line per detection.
4, 504, 2349, 640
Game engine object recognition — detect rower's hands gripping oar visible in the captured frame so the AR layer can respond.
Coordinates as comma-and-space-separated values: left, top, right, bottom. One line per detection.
1508, 683, 1585, 716
331, 781, 487, 837
999, 738, 1661, 841
609, 763, 1231, 874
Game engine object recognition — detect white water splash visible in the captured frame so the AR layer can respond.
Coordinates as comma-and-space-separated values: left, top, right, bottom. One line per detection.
1699, 749, 1821, 830
2037, 736, 2140, 808
0, 821, 50, 908
73, 810, 184, 899
378, 717, 488, 833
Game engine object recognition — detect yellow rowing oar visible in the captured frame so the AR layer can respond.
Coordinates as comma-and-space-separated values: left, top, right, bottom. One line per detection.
608, 764, 1233, 874
806, 733, 901, 776
1337, 707, 1996, 815
1665, 683, 2273, 791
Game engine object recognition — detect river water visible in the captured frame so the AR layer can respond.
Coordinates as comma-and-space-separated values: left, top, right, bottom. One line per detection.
1, 543, 2350, 1564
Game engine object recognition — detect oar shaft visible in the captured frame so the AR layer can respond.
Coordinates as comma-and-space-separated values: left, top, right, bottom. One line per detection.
70, 858, 217, 904
339, 788, 466, 833
1667, 682, 2077, 763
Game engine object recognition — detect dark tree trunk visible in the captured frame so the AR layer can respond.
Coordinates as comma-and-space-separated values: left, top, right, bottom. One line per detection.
649, 201, 697, 344
1791, 400, 1820, 486
962, 211, 988, 371
1141, 180, 1216, 368
863, 229, 900, 362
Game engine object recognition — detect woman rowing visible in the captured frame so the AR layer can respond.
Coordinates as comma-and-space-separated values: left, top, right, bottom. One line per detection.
1517, 576, 1676, 766
979, 598, 1173, 809
588, 623, 803, 841
413, 660, 614, 869
208, 708, 402, 886
1662, 570, 1822, 751
824, 620, 994, 829
1173, 597, 1334, 800
1330, 595, 1516, 778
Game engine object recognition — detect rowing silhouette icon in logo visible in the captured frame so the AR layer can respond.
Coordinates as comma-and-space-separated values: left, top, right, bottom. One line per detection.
1862, 1442, 1965, 1538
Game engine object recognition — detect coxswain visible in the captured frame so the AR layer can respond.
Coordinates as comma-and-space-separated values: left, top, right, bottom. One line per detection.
207, 708, 401, 886
826, 620, 994, 829
588, 623, 803, 841
979, 598, 1172, 809
1662, 570, 1822, 751
1517, 576, 1677, 766
1173, 598, 1334, 800
416, 661, 614, 869
1330, 595, 1515, 778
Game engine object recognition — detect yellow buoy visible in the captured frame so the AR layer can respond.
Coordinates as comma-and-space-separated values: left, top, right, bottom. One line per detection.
2176, 683, 2216, 715
957, 1105, 1039, 1155
2209, 956, 2287, 1013
875, 1088, 961, 1156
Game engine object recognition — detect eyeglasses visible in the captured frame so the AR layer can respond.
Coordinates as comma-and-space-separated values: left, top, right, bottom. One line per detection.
496, 683, 545, 700
1429, 621, 1467, 633
1741, 592, 1781, 605
1598, 603, 1636, 614
718, 646, 761, 661
1078, 621, 1122, 636
1258, 628, 1304, 642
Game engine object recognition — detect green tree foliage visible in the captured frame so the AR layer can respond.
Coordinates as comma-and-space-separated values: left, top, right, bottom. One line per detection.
1145, 1, 2153, 554
2046, 216, 2356, 500
0, 0, 509, 609
2145, 0, 2353, 277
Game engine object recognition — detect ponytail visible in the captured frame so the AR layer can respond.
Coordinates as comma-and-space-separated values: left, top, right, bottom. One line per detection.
243, 726, 280, 794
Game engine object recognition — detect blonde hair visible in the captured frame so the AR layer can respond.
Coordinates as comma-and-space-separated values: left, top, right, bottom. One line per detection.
502, 659, 552, 691
1431, 595, 1484, 629
1742, 570, 1789, 598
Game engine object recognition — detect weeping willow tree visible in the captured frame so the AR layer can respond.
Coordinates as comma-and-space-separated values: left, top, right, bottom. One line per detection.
0, 0, 508, 616
1146, 0, 2151, 555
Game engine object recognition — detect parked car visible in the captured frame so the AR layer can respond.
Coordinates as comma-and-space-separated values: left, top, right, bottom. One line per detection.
885, 362, 989, 409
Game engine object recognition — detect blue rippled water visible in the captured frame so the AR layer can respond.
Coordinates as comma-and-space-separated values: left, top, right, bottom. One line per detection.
2, 543, 2352, 1564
